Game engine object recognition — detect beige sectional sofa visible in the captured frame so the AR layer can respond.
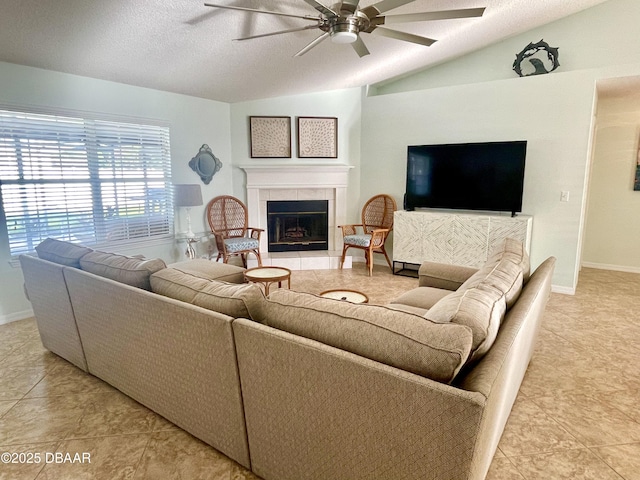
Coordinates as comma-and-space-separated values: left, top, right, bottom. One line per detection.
20, 237, 555, 480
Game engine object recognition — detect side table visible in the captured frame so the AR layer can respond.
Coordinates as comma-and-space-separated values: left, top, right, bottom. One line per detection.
176, 232, 207, 260
319, 289, 369, 304
244, 266, 292, 296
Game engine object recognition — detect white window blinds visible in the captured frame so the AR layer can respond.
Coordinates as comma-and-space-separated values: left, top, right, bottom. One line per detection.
0, 108, 173, 255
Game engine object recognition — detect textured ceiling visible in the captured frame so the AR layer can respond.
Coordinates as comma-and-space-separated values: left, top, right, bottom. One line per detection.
0, 0, 610, 103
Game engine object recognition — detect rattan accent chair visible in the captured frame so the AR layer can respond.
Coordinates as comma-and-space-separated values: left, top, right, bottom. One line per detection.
339, 194, 397, 276
206, 195, 263, 267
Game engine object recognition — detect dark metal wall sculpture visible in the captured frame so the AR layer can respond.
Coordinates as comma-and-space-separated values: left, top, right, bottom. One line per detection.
513, 40, 560, 77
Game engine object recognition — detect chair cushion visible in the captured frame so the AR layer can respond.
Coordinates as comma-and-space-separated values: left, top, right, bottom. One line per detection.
79, 251, 166, 290
150, 268, 265, 319
343, 234, 371, 247
249, 289, 473, 384
35, 238, 93, 267
166, 259, 246, 284
224, 237, 259, 253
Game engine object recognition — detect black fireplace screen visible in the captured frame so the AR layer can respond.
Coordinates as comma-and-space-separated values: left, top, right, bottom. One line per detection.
267, 200, 329, 252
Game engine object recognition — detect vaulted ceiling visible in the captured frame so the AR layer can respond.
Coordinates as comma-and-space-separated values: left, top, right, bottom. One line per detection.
0, 0, 610, 103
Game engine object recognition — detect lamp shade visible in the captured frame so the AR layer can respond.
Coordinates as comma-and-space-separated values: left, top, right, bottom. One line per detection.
174, 184, 203, 207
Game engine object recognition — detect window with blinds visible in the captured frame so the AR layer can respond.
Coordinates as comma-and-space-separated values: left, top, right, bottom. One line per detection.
0, 108, 173, 256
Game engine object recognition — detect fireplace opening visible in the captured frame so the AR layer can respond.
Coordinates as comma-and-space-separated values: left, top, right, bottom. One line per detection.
267, 200, 328, 252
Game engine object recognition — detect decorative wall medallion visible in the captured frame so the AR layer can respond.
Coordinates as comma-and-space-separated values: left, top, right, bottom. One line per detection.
297, 116, 338, 158
513, 40, 560, 77
249, 116, 291, 158
189, 144, 222, 184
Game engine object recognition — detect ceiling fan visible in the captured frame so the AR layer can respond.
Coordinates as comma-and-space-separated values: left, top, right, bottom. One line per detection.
204, 0, 485, 57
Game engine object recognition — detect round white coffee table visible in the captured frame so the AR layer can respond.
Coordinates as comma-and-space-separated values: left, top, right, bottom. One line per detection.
319, 289, 369, 304
244, 266, 292, 296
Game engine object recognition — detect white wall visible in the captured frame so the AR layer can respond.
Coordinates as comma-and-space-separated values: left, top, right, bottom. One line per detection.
229, 88, 363, 224
362, 71, 596, 291
582, 93, 640, 271
0, 61, 232, 323
376, 0, 640, 95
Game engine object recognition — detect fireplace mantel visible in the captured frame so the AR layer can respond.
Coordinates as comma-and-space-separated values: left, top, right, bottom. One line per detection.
241, 165, 353, 189
240, 165, 354, 269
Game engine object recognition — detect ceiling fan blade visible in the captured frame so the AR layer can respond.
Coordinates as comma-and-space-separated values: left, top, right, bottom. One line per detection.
363, 0, 416, 16
351, 36, 370, 57
302, 0, 338, 17
340, 0, 361, 14
294, 32, 330, 56
373, 27, 436, 46
383, 7, 486, 24
204, 3, 320, 21
235, 25, 321, 41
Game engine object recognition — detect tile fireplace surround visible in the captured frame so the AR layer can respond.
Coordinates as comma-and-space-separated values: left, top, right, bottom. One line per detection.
241, 165, 354, 270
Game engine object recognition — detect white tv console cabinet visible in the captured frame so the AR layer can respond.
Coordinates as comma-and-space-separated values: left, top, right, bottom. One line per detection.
393, 210, 532, 273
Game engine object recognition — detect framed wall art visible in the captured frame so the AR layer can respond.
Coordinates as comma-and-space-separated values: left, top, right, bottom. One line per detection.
249, 116, 291, 158
297, 116, 338, 158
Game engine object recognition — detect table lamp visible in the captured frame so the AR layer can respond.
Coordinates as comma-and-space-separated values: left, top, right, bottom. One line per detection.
174, 184, 203, 259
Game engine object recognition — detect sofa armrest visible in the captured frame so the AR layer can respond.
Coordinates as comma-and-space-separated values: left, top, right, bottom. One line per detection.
419, 262, 479, 290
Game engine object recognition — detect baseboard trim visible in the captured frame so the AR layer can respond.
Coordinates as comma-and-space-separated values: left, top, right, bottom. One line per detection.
581, 262, 640, 274
551, 285, 575, 295
0, 309, 34, 326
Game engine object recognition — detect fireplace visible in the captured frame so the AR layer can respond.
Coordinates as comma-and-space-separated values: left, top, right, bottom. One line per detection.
241, 164, 353, 269
267, 200, 328, 252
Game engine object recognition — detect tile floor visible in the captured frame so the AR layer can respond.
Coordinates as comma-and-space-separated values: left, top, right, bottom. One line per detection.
0, 264, 639, 479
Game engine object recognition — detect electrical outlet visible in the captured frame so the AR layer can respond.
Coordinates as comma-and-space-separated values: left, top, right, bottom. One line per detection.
560, 191, 570, 202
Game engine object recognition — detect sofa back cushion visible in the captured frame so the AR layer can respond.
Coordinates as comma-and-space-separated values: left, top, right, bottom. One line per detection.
425, 238, 530, 364
425, 284, 507, 364
35, 238, 92, 267
460, 238, 530, 308
150, 267, 264, 319
488, 237, 531, 281
79, 251, 166, 290
249, 289, 473, 383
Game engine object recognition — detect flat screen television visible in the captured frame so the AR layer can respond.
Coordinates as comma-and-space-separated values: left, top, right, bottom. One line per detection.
405, 141, 527, 215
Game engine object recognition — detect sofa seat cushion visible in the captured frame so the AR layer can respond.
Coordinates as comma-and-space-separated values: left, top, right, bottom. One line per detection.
224, 237, 259, 253
250, 289, 473, 383
35, 238, 93, 267
418, 262, 479, 291
167, 259, 246, 284
79, 251, 166, 290
426, 284, 507, 364
390, 286, 452, 311
150, 268, 264, 319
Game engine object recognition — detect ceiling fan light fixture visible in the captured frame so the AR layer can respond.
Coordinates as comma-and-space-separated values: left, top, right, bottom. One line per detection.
331, 30, 358, 44
328, 14, 363, 44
